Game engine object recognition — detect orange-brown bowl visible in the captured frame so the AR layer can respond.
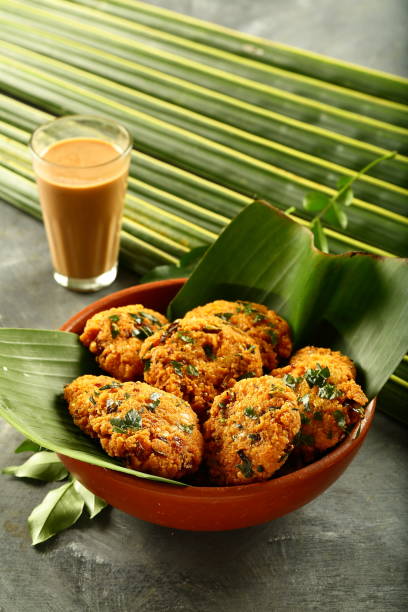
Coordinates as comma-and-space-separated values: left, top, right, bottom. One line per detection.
59, 278, 375, 531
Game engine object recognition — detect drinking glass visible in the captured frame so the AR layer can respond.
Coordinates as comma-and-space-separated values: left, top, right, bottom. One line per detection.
30, 115, 132, 292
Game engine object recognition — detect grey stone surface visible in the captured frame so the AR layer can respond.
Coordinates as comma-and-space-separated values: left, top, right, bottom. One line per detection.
1, 1, 407, 611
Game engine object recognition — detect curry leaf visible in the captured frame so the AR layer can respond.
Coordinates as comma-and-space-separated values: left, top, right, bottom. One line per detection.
2, 451, 69, 481
28, 480, 84, 545
73, 480, 107, 518
14, 439, 43, 454
310, 218, 329, 252
303, 192, 330, 213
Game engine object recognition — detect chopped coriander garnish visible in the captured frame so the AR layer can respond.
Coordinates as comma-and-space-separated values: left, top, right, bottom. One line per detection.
283, 374, 302, 389
143, 359, 151, 372
313, 410, 323, 421
236, 450, 253, 478
215, 312, 232, 322
237, 371, 256, 381
99, 383, 123, 390
177, 332, 195, 344
110, 322, 120, 338
131, 324, 153, 340
140, 311, 162, 326
129, 312, 143, 325
318, 383, 341, 400
88, 395, 96, 405
265, 327, 277, 344
110, 409, 142, 433
299, 393, 311, 411
109, 314, 120, 322
178, 423, 194, 434
170, 360, 183, 377
304, 364, 330, 388
248, 433, 261, 443
301, 413, 311, 425
244, 406, 259, 419
186, 364, 199, 377
203, 344, 216, 360
144, 392, 161, 412
106, 398, 122, 414
333, 410, 347, 430
253, 312, 266, 324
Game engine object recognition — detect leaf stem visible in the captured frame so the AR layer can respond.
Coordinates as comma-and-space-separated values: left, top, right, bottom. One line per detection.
314, 150, 397, 222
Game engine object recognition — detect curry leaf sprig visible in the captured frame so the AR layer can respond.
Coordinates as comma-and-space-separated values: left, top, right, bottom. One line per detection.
1, 440, 107, 545
301, 151, 397, 252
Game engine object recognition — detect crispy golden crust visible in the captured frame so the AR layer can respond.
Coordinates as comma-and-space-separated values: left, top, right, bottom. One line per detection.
139, 317, 263, 419
203, 376, 301, 485
64, 375, 203, 479
185, 300, 292, 371
272, 347, 367, 460
79, 305, 168, 381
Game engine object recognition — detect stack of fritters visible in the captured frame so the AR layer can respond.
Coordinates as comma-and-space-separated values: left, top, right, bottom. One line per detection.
64, 299, 367, 485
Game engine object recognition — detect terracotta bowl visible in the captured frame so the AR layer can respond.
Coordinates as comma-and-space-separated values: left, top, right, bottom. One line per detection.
59, 278, 375, 531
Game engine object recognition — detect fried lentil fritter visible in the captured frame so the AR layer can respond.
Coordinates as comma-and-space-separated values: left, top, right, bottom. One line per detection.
80, 305, 168, 381
203, 376, 301, 485
184, 299, 292, 371
139, 317, 263, 419
64, 375, 203, 479
273, 346, 367, 461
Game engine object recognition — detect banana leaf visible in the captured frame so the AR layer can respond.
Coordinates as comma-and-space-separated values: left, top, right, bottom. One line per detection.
169, 202, 408, 403
0, 329, 184, 486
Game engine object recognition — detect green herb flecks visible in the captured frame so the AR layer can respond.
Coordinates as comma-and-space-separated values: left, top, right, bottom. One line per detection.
304, 364, 330, 388
294, 431, 315, 447
99, 383, 123, 391
299, 394, 311, 411
88, 395, 96, 406
140, 311, 162, 326
203, 344, 216, 360
313, 410, 323, 421
215, 312, 233, 322
248, 433, 261, 444
301, 413, 311, 425
236, 449, 253, 479
333, 410, 347, 431
109, 314, 120, 322
144, 392, 161, 412
283, 374, 302, 389
178, 423, 194, 434
110, 322, 120, 338
186, 364, 199, 377
143, 359, 151, 372
318, 383, 341, 400
110, 409, 142, 434
106, 398, 122, 414
177, 332, 195, 344
265, 327, 278, 344
170, 360, 184, 377
237, 371, 256, 381
257, 465, 265, 472
244, 406, 259, 420
131, 324, 154, 340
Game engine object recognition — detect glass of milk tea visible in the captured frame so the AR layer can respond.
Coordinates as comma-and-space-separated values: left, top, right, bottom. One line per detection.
30, 115, 132, 292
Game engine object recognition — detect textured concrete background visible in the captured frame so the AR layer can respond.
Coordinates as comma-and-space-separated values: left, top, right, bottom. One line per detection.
1, 1, 407, 611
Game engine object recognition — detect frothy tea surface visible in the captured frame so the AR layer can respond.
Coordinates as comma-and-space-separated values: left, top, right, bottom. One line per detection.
35, 137, 129, 279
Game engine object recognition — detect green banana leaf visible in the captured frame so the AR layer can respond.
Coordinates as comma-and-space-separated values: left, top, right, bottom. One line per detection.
169, 202, 408, 402
0, 329, 184, 486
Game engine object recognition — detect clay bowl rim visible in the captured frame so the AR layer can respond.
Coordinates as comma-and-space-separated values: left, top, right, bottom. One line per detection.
59, 278, 376, 498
